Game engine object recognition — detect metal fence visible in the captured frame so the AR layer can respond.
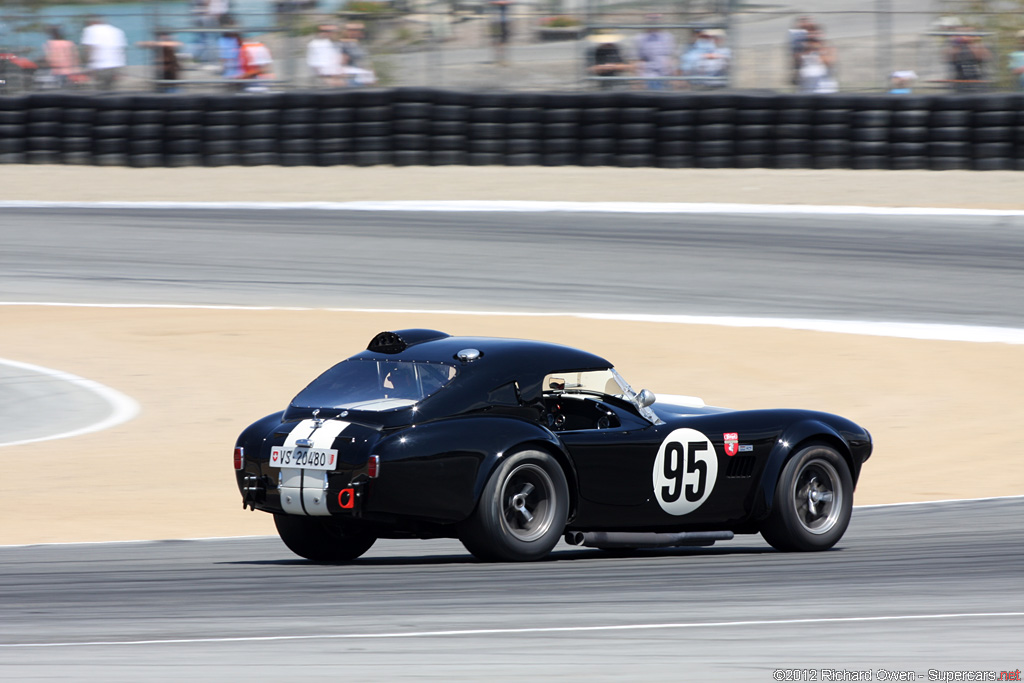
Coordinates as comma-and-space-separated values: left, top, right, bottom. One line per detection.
1, 2, 1023, 94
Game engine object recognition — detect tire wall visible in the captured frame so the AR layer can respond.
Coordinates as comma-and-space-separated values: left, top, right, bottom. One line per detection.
1, 90, 1023, 170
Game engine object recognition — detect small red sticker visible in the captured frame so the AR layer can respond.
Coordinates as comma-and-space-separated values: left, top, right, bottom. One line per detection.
723, 433, 739, 457
271, 449, 280, 464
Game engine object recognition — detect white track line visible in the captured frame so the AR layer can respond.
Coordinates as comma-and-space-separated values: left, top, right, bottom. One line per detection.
2, 612, 1021, 649
0, 358, 139, 448
855, 494, 1024, 509
3, 302, 1024, 345
3, 199, 1024, 217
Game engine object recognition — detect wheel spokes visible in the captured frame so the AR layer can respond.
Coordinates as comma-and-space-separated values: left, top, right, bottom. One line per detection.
794, 463, 840, 532
511, 492, 534, 524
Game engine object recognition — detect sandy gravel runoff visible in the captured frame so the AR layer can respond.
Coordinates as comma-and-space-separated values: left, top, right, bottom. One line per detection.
3, 165, 1024, 209
1, 166, 1022, 545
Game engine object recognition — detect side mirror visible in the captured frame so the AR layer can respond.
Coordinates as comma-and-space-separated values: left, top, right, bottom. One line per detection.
636, 389, 656, 408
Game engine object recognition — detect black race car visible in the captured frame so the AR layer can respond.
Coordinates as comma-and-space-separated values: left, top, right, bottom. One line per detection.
235, 330, 871, 562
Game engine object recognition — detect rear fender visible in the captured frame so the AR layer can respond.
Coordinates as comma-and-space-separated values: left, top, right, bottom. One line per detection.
367, 416, 572, 523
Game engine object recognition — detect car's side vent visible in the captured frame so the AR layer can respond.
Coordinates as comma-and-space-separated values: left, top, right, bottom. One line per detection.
725, 455, 756, 478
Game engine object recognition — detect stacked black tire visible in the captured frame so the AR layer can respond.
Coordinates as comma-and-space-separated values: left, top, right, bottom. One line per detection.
1, 90, 1023, 170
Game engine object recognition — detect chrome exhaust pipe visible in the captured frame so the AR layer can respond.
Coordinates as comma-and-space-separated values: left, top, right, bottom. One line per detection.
564, 531, 586, 546
564, 530, 733, 549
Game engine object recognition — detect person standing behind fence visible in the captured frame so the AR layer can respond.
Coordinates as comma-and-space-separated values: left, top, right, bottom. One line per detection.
307, 24, 345, 87
138, 32, 182, 93
1007, 30, 1024, 91
680, 28, 730, 88
946, 27, 991, 93
340, 23, 376, 85
201, 0, 230, 67
788, 15, 815, 86
796, 29, 837, 93
43, 26, 80, 89
81, 16, 127, 91
634, 15, 677, 90
240, 35, 274, 90
218, 23, 243, 83
586, 33, 631, 90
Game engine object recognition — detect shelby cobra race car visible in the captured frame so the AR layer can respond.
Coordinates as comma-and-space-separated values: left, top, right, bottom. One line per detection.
235, 330, 872, 562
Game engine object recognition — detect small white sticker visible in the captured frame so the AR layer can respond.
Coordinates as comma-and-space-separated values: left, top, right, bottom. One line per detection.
652, 428, 719, 515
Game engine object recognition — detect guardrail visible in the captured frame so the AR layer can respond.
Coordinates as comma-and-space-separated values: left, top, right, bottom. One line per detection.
0, 89, 1022, 170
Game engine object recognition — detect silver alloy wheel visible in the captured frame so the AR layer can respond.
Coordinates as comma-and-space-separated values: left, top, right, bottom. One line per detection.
499, 463, 556, 543
793, 457, 843, 535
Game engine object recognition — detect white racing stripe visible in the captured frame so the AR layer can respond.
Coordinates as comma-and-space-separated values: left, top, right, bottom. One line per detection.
1, 611, 1021, 648
3, 302, 1024, 345
3, 199, 1024, 217
278, 419, 350, 516
0, 358, 139, 448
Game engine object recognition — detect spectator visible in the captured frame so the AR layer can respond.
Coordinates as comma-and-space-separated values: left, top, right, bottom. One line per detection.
138, 32, 182, 92
207, 0, 230, 24
490, 0, 512, 65
81, 15, 127, 91
585, 33, 630, 89
218, 23, 243, 82
946, 27, 991, 92
43, 26, 81, 89
634, 14, 677, 90
889, 69, 917, 94
307, 24, 345, 87
788, 15, 815, 85
1008, 30, 1024, 91
240, 35, 274, 90
340, 22, 376, 86
680, 28, 730, 88
796, 30, 837, 93
200, 0, 230, 67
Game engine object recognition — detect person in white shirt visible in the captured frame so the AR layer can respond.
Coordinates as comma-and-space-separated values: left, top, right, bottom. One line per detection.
306, 24, 345, 87
81, 16, 127, 90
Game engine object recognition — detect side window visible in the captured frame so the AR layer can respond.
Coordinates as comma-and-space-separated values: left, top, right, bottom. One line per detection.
542, 369, 622, 431
542, 369, 621, 398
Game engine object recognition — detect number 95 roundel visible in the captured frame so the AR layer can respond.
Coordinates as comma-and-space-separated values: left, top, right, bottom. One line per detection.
652, 428, 719, 515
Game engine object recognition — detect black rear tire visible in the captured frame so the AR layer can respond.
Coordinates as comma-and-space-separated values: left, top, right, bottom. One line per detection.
460, 450, 569, 562
760, 444, 853, 552
274, 514, 376, 562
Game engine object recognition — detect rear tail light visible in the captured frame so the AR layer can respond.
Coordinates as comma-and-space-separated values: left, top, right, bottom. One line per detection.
234, 447, 244, 470
367, 454, 380, 479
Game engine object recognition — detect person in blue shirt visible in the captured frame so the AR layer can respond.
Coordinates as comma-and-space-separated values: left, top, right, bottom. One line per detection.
1010, 31, 1024, 91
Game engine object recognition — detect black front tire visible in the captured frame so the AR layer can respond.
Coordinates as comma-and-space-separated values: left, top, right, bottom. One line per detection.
460, 450, 569, 562
760, 444, 853, 552
274, 514, 376, 562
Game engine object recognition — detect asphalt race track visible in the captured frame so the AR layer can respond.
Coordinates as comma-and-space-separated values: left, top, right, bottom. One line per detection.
2, 207, 1024, 327
0, 360, 116, 446
2, 207, 1023, 679
1, 498, 1022, 681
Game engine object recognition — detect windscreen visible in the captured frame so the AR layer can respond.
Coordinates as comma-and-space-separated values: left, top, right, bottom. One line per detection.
291, 359, 457, 412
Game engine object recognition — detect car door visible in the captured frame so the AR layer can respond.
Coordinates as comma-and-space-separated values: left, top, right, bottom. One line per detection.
559, 402, 751, 530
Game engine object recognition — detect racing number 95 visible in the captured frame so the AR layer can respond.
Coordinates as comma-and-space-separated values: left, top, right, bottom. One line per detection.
652, 427, 718, 516
662, 441, 707, 503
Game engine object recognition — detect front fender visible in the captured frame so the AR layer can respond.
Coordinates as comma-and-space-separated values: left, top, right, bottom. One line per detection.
366, 416, 570, 523
750, 419, 853, 521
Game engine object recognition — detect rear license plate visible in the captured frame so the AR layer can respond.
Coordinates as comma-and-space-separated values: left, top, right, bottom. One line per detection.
269, 446, 338, 470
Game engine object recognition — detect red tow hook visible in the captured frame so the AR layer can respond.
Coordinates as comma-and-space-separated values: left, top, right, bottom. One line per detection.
338, 488, 355, 509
